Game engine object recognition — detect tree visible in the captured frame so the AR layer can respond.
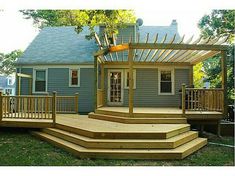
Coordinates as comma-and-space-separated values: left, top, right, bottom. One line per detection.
198, 10, 235, 103
193, 62, 204, 88
20, 10, 136, 38
0, 50, 23, 75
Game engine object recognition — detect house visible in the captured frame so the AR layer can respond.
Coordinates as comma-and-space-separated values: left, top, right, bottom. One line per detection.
0, 19, 228, 160
0, 75, 16, 95
16, 20, 184, 113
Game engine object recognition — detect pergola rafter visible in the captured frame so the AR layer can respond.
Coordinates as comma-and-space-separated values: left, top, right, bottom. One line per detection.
93, 32, 230, 117
94, 32, 229, 64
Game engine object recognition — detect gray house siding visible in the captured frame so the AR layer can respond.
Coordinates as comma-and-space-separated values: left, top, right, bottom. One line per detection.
17, 67, 94, 113
47, 68, 94, 113
104, 68, 189, 107
16, 68, 33, 95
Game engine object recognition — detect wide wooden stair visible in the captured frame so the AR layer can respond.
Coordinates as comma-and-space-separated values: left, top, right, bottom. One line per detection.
89, 110, 187, 124
31, 114, 207, 160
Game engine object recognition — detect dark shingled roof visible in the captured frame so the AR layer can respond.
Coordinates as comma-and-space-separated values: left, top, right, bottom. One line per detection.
17, 26, 98, 65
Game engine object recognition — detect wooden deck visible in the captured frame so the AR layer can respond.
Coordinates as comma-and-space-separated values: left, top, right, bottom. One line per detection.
97, 106, 223, 115
0, 118, 53, 128
55, 114, 190, 139
30, 113, 207, 159
0, 113, 208, 159
95, 107, 223, 121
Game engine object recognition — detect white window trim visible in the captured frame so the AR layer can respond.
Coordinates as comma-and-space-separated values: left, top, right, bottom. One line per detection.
124, 69, 136, 89
158, 68, 175, 95
7, 78, 13, 86
69, 68, 80, 87
33, 68, 48, 94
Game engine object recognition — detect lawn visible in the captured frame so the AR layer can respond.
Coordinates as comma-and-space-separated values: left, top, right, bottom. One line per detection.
0, 128, 234, 166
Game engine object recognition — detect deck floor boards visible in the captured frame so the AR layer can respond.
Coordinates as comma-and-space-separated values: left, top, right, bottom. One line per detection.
97, 107, 222, 115
56, 114, 189, 133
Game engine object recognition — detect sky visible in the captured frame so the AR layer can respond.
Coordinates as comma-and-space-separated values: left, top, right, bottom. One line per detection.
0, 0, 234, 54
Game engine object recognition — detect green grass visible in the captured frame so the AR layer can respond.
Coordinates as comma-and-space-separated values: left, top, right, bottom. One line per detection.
0, 128, 234, 166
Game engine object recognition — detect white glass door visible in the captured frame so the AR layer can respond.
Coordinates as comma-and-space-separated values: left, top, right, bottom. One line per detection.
108, 70, 123, 105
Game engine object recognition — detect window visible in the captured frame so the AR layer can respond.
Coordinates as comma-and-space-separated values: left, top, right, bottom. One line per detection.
5, 88, 12, 95
158, 69, 174, 95
7, 78, 13, 85
33, 69, 47, 93
69, 69, 80, 87
124, 69, 136, 89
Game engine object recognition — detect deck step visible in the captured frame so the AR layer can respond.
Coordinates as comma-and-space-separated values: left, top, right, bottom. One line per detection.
42, 128, 198, 149
95, 109, 183, 118
89, 112, 187, 124
31, 131, 207, 160
55, 123, 190, 139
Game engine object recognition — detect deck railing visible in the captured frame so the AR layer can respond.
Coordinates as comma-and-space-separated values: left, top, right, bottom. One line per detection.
2, 95, 53, 119
56, 93, 79, 113
0, 92, 79, 125
181, 85, 224, 114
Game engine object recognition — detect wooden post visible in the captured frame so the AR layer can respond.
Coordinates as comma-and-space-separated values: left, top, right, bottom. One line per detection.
45, 92, 49, 118
221, 50, 227, 116
219, 50, 227, 137
29, 78, 32, 95
101, 64, 105, 106
189, 65, 194, 86
75, 93, 79, 113
128, 49, 134, 117
94, 56, 98, 110
182, 84, 186, 116
17, 75, 21, 113
0, 92, 3, 122
18, 76, 21, 96
52, 91, 57, 126
217, 120, 221, 137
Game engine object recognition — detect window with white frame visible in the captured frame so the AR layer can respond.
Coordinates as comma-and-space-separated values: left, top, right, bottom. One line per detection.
7, 78, 13, 85
69, 69, 80, 87
124, 69, 136, 89
158, 69, 174, 95
34, 69, 47, 92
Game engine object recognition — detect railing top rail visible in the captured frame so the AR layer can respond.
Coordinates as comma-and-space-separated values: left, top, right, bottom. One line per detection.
2, 95, 53, 98
57, 96, 76, 98
185, 88, 224, 91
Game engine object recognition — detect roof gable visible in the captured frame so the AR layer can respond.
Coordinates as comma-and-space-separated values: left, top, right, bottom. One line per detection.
17, 26, 98, 65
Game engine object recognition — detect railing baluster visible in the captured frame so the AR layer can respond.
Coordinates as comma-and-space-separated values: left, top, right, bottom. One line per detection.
181, 84, 186, 116
185, 88, 223, 112
1, 94, 78, 123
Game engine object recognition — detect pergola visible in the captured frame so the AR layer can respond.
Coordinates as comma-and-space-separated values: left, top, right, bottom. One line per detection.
93, 32, 229, 116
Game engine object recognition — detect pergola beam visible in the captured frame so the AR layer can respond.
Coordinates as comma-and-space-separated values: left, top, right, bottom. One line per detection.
129, 43, 229, 51
101, 61, 192, 66
94, 48, 109, 57
17, 73, 32, 78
